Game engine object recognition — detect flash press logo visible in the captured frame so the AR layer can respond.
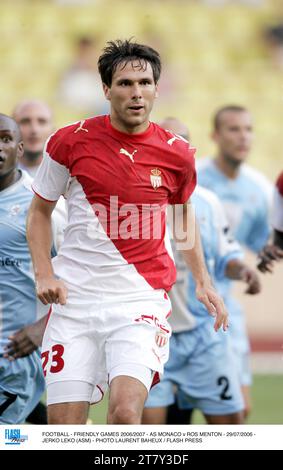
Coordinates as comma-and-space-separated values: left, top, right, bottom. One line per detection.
5, 429, 28, 445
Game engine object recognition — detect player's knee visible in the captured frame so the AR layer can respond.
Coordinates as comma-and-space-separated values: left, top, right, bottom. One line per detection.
108, 403, 141, 424
242, 388, 252, 420
232, 411, 245, 424
47, 403, 88, 424
222, 411, 244, 425
205, 411, 244, 425
243, 404, 252, 420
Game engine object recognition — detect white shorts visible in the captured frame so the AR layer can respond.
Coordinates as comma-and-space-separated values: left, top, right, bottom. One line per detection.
41, 289, 172, 405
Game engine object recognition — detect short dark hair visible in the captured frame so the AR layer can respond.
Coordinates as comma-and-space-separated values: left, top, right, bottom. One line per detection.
98, 39, 161, 87
213, 105, 248, 130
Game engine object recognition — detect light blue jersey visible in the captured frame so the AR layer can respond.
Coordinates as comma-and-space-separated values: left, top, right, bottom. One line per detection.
0, 170, 67, 423
18, 161, 39, 179
146, 187, 244, 415
0, 172, 39, 353
196, 159, 272, 253
0, 171, 46, 423
169, 186, 242, 331
196, 158, 272, 385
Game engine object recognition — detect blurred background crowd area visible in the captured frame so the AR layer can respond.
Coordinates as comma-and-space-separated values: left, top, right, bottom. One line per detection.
0, 0, 282, 180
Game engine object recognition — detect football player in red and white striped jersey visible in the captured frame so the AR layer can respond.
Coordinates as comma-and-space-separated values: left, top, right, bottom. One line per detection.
27, 39, 228, 425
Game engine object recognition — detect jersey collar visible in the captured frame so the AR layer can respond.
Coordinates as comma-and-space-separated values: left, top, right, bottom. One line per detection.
105, 115, 154, 141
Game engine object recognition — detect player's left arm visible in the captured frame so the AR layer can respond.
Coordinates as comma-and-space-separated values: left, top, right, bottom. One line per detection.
3, 315, 47, 360
172, 201, 228, 331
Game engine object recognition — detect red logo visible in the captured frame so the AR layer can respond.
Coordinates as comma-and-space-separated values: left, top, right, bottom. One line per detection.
41, 344, 65, 377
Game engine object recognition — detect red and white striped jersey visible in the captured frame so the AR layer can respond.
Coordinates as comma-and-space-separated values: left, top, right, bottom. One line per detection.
273, 171, 283, 232
32, 115, 196, 300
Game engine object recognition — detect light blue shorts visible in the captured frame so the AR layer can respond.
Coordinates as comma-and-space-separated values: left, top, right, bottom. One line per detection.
0, 350, 45, 424
226, 298, 252, 387
145, 319, 244, 416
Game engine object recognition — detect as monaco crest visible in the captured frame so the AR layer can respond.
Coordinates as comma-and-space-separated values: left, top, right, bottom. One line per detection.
155, 330, 168, 348
150, 168, 162, 190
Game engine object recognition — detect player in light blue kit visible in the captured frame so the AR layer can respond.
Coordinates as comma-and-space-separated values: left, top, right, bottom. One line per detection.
0, 114, 59, 424
143, 183, 261, 424
197, 105, 272, 418
143, 118, 261, 424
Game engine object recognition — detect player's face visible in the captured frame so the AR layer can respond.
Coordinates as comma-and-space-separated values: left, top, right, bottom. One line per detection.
0, 118, 23, 177
15, 103, 53, 155
213, 111, 253, 163
103, 60, 158, 133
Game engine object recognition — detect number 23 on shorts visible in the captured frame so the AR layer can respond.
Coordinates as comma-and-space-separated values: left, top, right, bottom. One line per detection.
41, 344, 65, 377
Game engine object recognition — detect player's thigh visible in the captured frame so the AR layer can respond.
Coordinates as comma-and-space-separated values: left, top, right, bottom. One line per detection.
108, 375, 148, 422
106, 293, 172, 393
42, 304, 100, 392
142, 406, 167, 425
204, 411, 244, 424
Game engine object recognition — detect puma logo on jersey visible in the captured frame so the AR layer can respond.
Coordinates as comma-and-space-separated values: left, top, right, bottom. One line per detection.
119, 148, 137, 163
167, 133, 187, 146
74, 120, 89, 133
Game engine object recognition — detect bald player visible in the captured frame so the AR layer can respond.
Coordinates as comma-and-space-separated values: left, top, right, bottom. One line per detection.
13, 100, 54, 178
159, 117, 190, 141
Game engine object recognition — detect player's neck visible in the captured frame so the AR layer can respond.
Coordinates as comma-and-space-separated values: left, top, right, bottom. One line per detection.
0, 168, 21, 192
214, 155, 241, 179
109, 115, 150, 135
21, 151, 42, 168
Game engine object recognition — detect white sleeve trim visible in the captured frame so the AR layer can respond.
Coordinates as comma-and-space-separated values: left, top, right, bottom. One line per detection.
32, 149, 70, 202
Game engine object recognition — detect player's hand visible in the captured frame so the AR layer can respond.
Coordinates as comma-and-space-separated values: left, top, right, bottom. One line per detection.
239, 267, 261, 295
3, 319, 46, 361
36, 277, 68, 305
195, 282, 229, 332
257, 244, 283, 273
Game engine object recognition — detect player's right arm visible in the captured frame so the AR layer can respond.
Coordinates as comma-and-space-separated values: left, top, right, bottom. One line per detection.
27, 196, 68, 305
26, 126, 72, 305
